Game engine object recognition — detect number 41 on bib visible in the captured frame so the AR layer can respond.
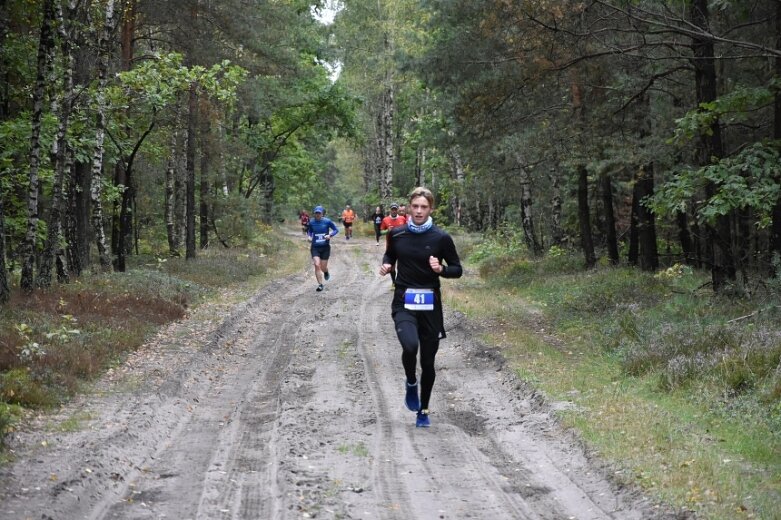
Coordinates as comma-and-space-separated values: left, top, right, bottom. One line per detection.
404, 288, 435, 311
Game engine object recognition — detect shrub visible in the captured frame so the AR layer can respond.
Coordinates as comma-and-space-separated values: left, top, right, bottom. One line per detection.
0, 368, 57, 407
0, 402, 22, 448
620, 322, 781, 394
561, 269, 667, 316
468, 227, 527, 265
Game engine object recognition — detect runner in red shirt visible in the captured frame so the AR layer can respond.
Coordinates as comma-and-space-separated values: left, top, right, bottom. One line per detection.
299, 209, 310, 235
380, 203, 407, 284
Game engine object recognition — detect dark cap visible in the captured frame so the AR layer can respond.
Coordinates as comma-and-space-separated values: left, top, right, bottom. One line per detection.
390, 203, 399, 209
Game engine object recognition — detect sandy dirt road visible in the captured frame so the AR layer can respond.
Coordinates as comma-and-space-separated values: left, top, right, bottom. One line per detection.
0, 234, 676, 519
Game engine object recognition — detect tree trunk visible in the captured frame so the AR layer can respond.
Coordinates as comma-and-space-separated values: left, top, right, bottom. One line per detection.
0, 0, 10, 121
112, 1, 136, 262
415, 147, 424, 187
166, 125, 180, 256
65, 173, 82, 278
628, 186, 639, 266
449, 149, 464, 226
110, 163, 123, 256
261, 168, 274, 224
676, 211, 696, 266
68, 6, 91, 273
487, 195, 496, 230
378, 61, 394, 200
577, 166, 596, 268
772, 0, 781, 274
115, 164, 132, 272
381, 87, 395, 199
636, 163, 659, 271
736, 208, 751, 284
0, 193, 9, 304
516, 159, 541, 256
200, 118, 210, 249
174, 135, 186, 252
600, 173, 619, 265
90, 0, 118, 271
21, 0, 55, 292
185, 83, 197, 260
71, 161, 90, 271
37, 0, 75, 288
691, 0, 734, 290
549, 171, 563, 247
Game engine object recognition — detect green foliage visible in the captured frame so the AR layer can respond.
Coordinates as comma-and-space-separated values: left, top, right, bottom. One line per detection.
468, 227, 527, 265
672, 85, 775, 144
470, 229, 585, 287
0, 111, 59, 246
0, 401, 23, 447
651, 142, 781, 227
0, 368, 57, 407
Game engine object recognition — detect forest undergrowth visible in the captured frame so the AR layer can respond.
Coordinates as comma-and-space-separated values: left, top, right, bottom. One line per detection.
0, 227, 307, 456
447, 230, 781, 520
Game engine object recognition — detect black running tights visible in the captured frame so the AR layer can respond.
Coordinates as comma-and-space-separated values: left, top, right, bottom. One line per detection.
396, 320, 439, 410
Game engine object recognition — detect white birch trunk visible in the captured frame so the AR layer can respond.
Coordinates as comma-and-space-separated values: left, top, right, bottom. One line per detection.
90, 0, 118, 270
381, 83, 394, 198
165, 125, 179, 255
38, 0, 77, 287
21, 0, 55, 292
450, 149, 464, 226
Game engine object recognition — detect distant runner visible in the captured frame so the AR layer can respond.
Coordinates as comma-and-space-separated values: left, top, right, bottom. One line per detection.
379, 187, 462, 427
380, 203, 407, 284
299, 209, 310, 235
371, 206, 384, 245
307, 205, 339, 292
341, 204, 356, 240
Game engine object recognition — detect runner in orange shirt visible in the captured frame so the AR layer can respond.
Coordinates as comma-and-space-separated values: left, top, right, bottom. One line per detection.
341, 204, 356, 240
380, 203, 407, 284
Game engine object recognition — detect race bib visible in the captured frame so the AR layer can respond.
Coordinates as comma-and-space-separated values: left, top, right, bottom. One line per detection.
313, 233, 328, 245
404, 288, 434, 311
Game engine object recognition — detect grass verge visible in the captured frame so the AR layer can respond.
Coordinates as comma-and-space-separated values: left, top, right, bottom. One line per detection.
446, 233, 781, 520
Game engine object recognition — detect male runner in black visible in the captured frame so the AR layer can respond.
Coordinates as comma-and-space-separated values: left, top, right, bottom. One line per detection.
379, 187, 462, 427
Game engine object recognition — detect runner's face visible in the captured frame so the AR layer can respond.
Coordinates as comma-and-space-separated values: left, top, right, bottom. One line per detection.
408, 196, 432, 225
314, 212, 323, 220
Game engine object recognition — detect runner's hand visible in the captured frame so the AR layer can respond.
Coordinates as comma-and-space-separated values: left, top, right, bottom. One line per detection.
429, 256, 443, 274
379, 263, 393, 276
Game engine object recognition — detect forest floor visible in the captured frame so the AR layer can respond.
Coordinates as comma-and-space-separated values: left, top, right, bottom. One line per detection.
0, 231, 685, 519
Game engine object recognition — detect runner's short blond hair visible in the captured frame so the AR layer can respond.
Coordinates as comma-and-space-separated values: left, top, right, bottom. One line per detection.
408, 187, 434, 208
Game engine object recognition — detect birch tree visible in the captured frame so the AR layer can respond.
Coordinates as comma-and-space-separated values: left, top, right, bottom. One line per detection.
38, 0, 83, 288
20, 0, 56, 292
89, 0, 120, 271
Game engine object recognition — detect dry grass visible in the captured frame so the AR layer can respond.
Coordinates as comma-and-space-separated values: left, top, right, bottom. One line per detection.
0, 228, 302, 445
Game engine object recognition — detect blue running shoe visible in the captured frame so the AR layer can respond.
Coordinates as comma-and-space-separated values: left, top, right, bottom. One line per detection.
405, 381, 419, 412
416, 409, 430, 428
324, 271, 330, 281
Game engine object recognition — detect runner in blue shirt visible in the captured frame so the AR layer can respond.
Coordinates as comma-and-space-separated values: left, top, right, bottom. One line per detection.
307, 206, 339, 292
